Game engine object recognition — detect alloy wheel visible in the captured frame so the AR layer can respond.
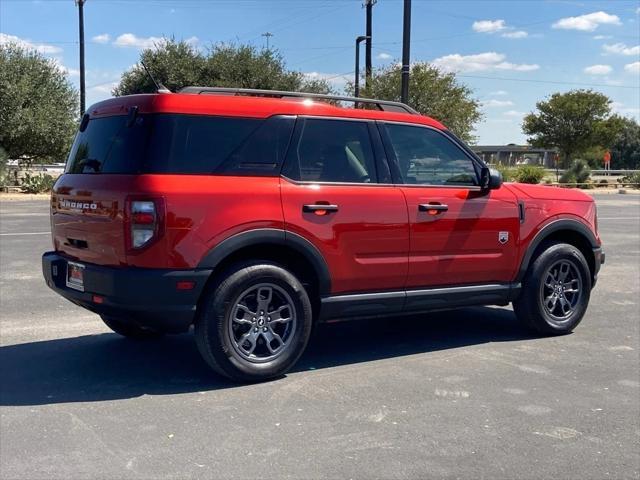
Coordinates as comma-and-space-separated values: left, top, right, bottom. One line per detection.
540, 259, 583, 322
227, 283, 297, 363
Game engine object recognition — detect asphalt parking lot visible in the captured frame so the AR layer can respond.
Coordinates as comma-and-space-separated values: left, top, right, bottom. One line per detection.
0, 194, 638, 480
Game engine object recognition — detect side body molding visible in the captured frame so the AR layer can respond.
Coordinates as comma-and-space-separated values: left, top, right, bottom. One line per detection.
516, 218, 599, 282
197, 228, 332, 295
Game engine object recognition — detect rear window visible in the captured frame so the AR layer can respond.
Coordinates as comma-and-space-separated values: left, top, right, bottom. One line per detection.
65, 113, 295, 175
66, 115, 150, 174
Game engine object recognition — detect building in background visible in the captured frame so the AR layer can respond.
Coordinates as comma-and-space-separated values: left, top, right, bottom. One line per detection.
472, 145, 558, 167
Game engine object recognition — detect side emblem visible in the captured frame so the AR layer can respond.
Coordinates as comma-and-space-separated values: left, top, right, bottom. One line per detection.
498, 231, 509, 245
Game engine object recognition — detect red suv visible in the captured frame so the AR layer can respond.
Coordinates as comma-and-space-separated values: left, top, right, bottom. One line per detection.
43, 87, 604, 381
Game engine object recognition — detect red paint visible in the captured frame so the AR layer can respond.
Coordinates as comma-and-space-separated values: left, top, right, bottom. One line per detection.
401, 186, 520, 288
504, 183, 601, 263
280, 178, 409, 294
50, 93, 601, 296
88, 93, 446, 130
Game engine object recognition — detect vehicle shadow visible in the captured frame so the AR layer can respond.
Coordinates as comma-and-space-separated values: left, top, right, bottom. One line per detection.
0, 306, 536, 406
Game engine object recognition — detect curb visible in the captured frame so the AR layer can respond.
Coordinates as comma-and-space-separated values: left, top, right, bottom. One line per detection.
582, 189, 640, 196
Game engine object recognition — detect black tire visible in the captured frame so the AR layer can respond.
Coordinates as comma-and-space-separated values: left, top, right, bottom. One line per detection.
195, 262, 313, 382
514, 242, 591, 335
100, 315, 164, 339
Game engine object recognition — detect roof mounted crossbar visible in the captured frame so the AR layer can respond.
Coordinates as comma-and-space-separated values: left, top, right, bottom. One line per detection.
178, 86, 418, 115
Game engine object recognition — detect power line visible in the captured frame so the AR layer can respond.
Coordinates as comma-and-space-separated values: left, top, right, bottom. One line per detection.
293, 45, 354, 67
322, 70, 355, 82
456, 74, 639, 90
245, 2, 350, 42
232, 2, 339, 43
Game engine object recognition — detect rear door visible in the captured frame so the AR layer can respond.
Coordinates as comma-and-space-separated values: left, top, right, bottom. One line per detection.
379, 122, 520, 289
280, 117, 409, 297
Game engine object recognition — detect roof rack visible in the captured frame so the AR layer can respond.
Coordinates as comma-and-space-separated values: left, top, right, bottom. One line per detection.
178, 86, 418, 115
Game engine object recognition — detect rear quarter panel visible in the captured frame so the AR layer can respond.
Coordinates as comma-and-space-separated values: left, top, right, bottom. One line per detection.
130, 175, 284, 268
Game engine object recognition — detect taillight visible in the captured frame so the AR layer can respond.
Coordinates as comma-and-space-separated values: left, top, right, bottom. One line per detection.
125, 197, 164, 251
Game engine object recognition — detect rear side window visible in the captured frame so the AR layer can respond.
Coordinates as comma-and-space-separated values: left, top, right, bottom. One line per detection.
224, 115, 295, 175
65, 114, 295, 176
144, 116, 258, 174
66, 115, 150, 174
283, 118, 377, 183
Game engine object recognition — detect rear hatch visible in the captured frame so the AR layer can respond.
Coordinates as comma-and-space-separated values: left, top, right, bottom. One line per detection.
52, 176, 137, 266
51, 110, 150, 266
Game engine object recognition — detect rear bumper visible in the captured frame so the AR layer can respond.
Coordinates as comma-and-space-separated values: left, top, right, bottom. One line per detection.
42, 252, 212, 333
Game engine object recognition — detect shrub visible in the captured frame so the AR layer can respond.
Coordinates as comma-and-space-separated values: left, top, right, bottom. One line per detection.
21, 173, 55, 193
512, 165, 545, 184
621, 171, 640, 189
560, 159, 591, 188
494, 164, 514, 182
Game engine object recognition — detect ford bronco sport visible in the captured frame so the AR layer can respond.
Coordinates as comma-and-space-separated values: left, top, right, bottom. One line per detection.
43, 87, 604, 382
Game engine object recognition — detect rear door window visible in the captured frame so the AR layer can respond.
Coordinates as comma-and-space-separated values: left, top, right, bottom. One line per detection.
282, 118, 377, 183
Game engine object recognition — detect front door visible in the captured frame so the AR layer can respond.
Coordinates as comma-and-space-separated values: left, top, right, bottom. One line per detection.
379, 122, 520, 289
280, 117, 409, 296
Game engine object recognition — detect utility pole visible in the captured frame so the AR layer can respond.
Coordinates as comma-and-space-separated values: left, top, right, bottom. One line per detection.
354, 35, 370, 99
261, 32, 274, 50
401, 0, 411, 104
364, 0, 376, 87
76, 0, 86, 116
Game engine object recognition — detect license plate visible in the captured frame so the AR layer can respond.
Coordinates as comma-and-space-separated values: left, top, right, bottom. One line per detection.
66, 261, 85, 292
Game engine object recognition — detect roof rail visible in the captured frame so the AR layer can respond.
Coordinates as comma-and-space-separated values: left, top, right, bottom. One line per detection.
178, 86, 418, 115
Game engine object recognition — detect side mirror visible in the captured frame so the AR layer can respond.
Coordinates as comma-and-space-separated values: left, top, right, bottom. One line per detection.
480, 167, 502, 191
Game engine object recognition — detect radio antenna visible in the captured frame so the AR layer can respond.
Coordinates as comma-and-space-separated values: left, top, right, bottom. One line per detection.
140, 61, 171, 93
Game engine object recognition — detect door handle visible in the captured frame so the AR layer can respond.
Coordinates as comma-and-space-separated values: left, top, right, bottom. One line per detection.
418, 203, 448, 214
303, 204, 339, 215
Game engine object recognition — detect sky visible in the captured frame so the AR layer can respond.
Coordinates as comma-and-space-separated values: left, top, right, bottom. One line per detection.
1, 0, 639, 145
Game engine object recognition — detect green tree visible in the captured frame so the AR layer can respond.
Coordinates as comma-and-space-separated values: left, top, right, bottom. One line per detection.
0, 43, 78, 164
578, 145, 608, 169
114, 39, 333, 96
348, 63, 482, 143
522, 90, 622, 168
113, 39, 207, 95
609, 117, 640, 169
202, 44, 330, 92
